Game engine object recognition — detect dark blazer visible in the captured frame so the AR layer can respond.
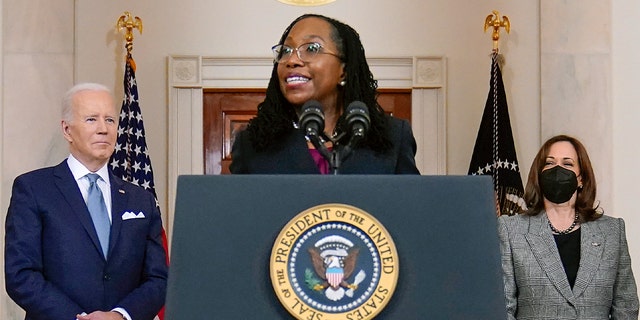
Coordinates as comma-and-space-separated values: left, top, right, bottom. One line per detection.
230, 116, 420, 174
5, 160, 168, 320
498, 212, 639, 319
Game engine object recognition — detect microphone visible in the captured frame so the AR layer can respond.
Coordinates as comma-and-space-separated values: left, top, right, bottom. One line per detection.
299, 100, 332, 167
299, 100, 325, 139
345, 101, 370, 141
337, 101, 370, 168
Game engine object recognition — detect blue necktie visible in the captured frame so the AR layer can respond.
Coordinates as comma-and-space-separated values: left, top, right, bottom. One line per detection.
86, 173, 110, 258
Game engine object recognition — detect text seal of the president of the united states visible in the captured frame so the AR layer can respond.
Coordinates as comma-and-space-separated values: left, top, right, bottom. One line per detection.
270, 203, 399, 320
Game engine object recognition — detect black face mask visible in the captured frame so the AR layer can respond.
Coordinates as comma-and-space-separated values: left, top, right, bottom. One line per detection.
539, 165, 578, 204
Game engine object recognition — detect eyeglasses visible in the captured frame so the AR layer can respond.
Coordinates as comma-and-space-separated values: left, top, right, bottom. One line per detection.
272, 42, 342, 64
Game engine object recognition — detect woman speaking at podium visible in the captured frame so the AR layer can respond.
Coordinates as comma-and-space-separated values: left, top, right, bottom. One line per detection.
230, 14, 419, 175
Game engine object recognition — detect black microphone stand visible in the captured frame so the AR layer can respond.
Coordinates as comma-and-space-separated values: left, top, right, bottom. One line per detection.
329, 101, 369, 174
327, 132, 347, 175
304, 133, 343, 175
306, 132, 333, 168
331, 132, 362, 175
330, 150, 340, 175
300, 100, 369, 175
312, 128, 363, 175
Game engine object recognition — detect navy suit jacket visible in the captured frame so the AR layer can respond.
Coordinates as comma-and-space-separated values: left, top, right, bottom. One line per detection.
5, 160, 168, 320
230, 116, 420, 174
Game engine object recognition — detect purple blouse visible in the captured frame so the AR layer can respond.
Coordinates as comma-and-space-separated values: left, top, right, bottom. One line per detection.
308, 148, 331, 175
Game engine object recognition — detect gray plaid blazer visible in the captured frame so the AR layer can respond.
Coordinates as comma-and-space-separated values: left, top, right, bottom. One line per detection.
498, 213, 639, 319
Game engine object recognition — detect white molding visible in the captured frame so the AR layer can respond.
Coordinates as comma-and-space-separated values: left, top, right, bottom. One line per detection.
167, 55, 447, 235
168, 55, 201, 87
413, 56, 445, 88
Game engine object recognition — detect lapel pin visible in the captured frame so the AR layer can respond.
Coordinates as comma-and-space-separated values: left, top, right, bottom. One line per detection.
591, 242, 600, 247
119, 189, 125, 194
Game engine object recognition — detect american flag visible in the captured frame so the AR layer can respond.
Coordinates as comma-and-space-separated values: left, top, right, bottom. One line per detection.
109, 54, 168, 320
468, 52, 526, 216
110, 56, 156, 197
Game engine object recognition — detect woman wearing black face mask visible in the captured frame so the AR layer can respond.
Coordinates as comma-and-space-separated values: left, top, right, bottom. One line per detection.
498, 135, 638, 319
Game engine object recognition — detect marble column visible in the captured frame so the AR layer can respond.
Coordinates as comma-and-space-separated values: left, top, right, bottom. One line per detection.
1, 1, 75, 319
540, 0, 612, 210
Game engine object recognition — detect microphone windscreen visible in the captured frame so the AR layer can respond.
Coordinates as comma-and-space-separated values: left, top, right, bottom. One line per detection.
299, 100, 325, 136
345, 101, 370, 133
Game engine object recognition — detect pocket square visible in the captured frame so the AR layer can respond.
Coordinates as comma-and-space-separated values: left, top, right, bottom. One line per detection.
122, 211, 146, 220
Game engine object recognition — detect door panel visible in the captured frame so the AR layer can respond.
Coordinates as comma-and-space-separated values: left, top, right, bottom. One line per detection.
203, 89, 411, 174
203, 89, 265, 175
376, 89, 412, 121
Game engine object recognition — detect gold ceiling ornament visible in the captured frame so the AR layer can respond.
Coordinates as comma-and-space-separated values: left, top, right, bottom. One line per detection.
116, 11, 143, 55
277, 0, 336, 6
484, 10, 510, 53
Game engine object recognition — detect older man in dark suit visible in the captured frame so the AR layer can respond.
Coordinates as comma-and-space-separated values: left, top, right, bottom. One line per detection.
5, 83, 167, 320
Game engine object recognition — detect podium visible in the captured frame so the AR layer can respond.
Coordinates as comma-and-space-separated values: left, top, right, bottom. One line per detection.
166, 175, 506, 319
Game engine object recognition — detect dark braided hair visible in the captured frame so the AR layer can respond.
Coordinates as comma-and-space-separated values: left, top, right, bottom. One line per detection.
246, 14, 392, 153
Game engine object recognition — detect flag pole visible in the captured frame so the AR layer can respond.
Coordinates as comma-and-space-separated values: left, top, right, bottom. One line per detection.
484, 10, 510, 53
469, 10, 526, 216
114, 13, 169, 320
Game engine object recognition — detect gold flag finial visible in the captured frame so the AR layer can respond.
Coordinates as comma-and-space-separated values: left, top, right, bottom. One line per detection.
484, 10, 510, 53
116, 11, 143, 56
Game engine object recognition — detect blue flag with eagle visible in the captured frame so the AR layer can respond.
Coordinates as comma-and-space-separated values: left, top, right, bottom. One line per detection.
109, 54, 168, 320
468, 52, 526, 216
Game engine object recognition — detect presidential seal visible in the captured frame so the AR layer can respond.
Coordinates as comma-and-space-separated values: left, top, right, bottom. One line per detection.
270, 203, 399, 320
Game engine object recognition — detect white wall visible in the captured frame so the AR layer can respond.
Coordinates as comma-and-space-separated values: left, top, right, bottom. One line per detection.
4, 0, 639, 318
541, 0, 613, 212
0, 0, 4, 315
74, 0, 541, 217
1, 1, 75, 318
612, 0, 640, 281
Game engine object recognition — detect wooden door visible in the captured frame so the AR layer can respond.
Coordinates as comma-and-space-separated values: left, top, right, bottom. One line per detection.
203, 88, 412, 174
